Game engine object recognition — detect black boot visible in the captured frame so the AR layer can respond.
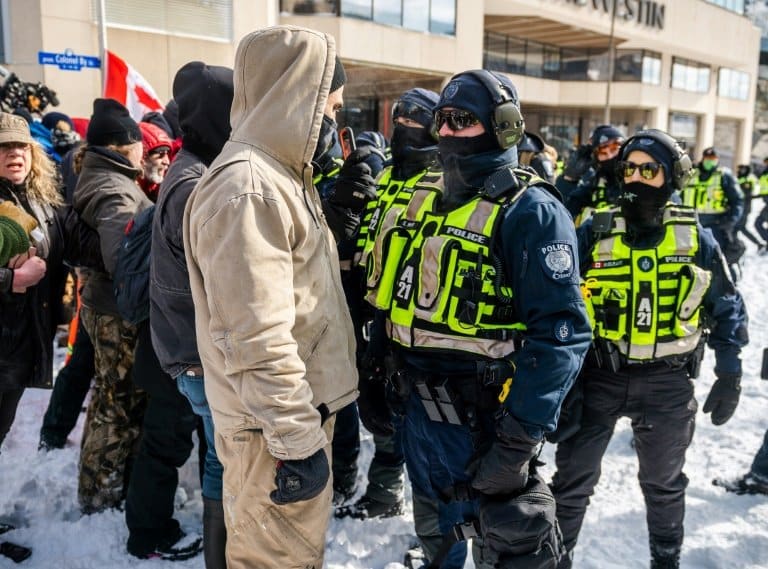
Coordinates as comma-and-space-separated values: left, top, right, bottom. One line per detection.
650, 541, 680, 569
203, 497, 227, 569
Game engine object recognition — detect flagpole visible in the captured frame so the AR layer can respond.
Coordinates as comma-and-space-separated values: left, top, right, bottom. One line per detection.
97, 0, 107, 94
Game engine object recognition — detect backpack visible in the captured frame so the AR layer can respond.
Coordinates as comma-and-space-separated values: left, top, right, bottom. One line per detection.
113, 205, 155, 325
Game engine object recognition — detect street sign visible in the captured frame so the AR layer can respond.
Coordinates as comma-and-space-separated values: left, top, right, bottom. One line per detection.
38, 49, 100, 71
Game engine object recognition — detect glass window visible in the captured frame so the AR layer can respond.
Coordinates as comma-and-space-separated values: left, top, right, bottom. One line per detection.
281, 1, 337, 14
560, 48, 590, 81
671, 58, 710, 93
587, 49, 610, 81
718, 68, 750, 100
483, 32, 508, 73
403, 0, 429, 32
430, 0, 456, 35
94, 0, 232, 41
373, 0, 402, 26
340, 0, 373, 19
506, 37, 526, 76
642, 52, 662, 85
525, 41, 544, 79
704, 0, 744, 14
613, 50, 642, 82
542, 45, 560, 80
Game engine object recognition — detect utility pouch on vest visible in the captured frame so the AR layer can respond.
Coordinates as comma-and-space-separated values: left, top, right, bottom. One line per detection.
366, 227, 410, 310
673, 265, 711, 338
595, 338, 621, 373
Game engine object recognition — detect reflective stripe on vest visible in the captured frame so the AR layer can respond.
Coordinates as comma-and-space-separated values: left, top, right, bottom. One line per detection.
367, 170, 539, 359
681, 169, 726, 214
583, 205, 711, 362
354, 167, 436, 266
758, 173, 768, 197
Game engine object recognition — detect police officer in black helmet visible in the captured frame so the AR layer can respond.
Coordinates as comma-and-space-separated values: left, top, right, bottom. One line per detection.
551, 129, 748, 569
360, 69, 591, 568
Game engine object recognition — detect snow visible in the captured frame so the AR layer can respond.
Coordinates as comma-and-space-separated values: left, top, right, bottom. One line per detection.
2, 219, 768, 568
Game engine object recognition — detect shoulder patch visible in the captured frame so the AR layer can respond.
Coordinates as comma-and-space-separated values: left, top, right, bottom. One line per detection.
537, 241, 576, 283
554, 319, 574, 343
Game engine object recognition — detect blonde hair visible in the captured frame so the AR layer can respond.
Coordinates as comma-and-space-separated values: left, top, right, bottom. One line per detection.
26, 143, 62, 207
73, 141, 141, 175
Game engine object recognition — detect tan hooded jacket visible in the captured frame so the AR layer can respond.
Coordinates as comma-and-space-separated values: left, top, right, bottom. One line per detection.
183, 26, 358, 461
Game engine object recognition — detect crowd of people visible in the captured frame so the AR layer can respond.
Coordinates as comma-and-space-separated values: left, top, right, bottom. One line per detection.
0, 23, 766, 569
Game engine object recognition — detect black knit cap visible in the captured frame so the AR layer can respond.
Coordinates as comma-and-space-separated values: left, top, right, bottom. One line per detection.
87, 98, 142, 147
330, 55, 346, 93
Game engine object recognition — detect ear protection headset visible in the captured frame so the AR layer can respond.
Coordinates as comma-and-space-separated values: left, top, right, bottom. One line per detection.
457, 69, 525, 149
619, 129, 693, 191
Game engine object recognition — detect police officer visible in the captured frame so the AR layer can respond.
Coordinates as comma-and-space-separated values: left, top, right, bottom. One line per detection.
564, 124, 625, 225
735, 164, 767, 251
336, 88, 441, 522
681, 147, 744, 275
360, 70, 591, 569
550, 130, 749, 569
517, 130, 556, 184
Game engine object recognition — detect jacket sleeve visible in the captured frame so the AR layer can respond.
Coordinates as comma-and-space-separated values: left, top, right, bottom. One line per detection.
564, 168, 598, 218
499, 188, 593, 439
698, 225, 748, 376
193, 191, 326, 459
56, 204, 104, 271
721, 170, 744, 228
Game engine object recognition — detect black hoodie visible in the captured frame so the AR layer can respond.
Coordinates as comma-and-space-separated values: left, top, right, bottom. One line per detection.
149, 61, 234, 377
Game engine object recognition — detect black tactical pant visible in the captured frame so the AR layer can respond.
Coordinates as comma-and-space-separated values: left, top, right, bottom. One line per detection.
125, 321, 197, 554
40, 317, 95, 448
551, 364, 696, 556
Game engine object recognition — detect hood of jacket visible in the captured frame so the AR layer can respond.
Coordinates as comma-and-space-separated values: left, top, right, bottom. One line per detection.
229, 25, 336, 182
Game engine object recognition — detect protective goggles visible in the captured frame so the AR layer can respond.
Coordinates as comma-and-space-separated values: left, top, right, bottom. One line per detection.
595, 140, 622, 156
619, 160, 664, 180
434, 109, 480, 132
391, 100, 432, 126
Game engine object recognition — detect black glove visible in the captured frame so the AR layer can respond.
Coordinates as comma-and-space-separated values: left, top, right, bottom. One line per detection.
356, 357, 395, 437
331, 147, 377, 213
321, 200, 360, 244
468, 412, 540, 496
270, 448, 330, 505
703, 372, 741, 426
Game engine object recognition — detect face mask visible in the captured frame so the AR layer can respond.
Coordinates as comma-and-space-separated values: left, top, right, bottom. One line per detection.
620, 181, 674, 230
702, 159, 718, 171
390, 124, 435, 162
598, 156, 619, 178
312, 115, 338, 167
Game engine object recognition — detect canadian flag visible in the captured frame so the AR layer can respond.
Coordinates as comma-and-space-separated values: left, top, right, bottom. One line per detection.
103, 50, 164, 120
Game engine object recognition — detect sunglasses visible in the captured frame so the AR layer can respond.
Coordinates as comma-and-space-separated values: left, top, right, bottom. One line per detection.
392, 100, 432, 125
434, 109, 480, 132
596, 140, 622, 155
619, 160, 663, 180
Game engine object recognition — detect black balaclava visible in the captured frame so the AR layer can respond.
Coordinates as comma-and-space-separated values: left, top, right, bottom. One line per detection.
434, 71, 519, 210
312, 56, 346, 170
590, 124, 624, 180
619, 135, 676, 233
390, 87, 440, 179
173, 61, 234, 167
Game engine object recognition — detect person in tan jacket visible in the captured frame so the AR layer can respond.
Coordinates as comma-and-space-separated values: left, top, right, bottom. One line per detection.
183, 25, 358, 569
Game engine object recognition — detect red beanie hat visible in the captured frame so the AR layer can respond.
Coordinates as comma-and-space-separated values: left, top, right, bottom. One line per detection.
139, 121, 172, 159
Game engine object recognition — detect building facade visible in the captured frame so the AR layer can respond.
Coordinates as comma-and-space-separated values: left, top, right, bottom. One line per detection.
0, 0, 759, 165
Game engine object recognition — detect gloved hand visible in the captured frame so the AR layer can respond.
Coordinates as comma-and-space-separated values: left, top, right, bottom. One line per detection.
270, 448, 330, 505
468, 412, 540, 496
330, 147, 377, 213
321, 200, 360, 244
703, 372, 741, 426
356, 357, 395, 437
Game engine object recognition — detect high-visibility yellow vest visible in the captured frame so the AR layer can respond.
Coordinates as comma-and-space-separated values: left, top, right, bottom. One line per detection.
681, 169, 726, 214
582, 205, 711, 362
363, 170, 544, 359
757, 173, 768, 197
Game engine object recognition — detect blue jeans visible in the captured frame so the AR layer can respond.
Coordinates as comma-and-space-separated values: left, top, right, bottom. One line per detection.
176, 373, 223, 500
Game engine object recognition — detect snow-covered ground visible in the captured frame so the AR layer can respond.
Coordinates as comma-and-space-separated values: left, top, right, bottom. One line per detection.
1, 222, 768, 569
